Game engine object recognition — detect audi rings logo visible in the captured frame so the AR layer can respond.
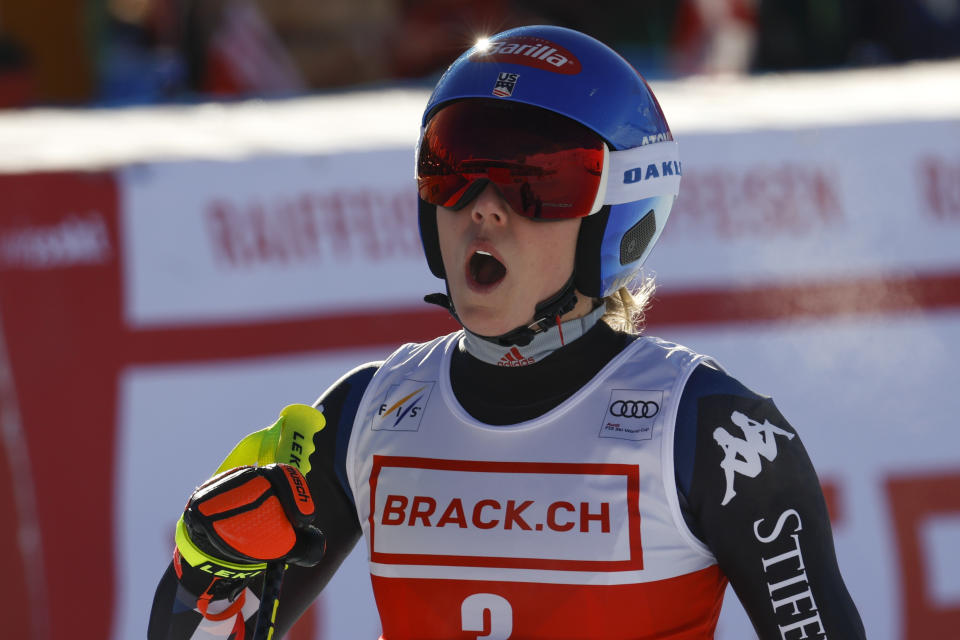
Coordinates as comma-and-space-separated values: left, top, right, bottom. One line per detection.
600, 390, 663, 441
609, 399, 659, 419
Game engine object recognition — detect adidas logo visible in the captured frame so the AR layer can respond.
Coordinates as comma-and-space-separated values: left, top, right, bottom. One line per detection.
498, 347, 535, 367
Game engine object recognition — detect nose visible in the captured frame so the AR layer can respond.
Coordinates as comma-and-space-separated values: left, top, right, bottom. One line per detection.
469, 182, 509, 226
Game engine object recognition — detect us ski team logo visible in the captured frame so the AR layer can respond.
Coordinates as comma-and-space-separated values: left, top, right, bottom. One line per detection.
714, 411, 794, 506
374, 379, 435, 432
492, 72, 519, 97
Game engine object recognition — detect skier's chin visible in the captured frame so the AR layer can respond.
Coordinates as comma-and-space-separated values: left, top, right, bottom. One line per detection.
454, 298, 528, 339
459, 308, 514, 338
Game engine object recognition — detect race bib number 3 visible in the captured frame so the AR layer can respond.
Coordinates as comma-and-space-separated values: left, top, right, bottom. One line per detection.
371, 568, 726, 639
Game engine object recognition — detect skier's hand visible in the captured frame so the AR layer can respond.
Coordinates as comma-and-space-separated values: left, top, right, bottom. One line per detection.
175, 463, 326, 580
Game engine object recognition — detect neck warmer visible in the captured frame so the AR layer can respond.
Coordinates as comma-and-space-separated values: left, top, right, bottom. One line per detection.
461, 304, 607, 367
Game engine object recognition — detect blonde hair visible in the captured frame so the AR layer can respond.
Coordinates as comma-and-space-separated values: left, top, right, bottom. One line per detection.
600, 276, 655, 334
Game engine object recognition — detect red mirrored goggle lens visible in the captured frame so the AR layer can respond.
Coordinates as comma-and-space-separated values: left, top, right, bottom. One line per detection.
417, 99, 606, 220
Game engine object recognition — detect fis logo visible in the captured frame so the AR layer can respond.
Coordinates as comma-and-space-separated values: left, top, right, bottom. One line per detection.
492, 72, 519, 97
374, 379, 435, 432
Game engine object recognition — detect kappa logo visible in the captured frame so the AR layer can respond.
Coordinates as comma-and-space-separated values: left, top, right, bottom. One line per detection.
374, 380, 435, 432
714, 411, 795, 506
492, 72, 519, 97
599, 389, 663, 441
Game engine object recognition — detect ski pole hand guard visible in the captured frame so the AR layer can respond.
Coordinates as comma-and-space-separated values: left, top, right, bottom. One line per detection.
176, 463, 326, 580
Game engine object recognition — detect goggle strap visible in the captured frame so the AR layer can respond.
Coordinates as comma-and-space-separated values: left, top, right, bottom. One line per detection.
588, 143, 611, 215
414, 126, 425, 179
604, 141, 681, 205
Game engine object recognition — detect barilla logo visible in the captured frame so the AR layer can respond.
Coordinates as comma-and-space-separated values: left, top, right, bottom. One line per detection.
472, 36, 581, 74
498, 346, 535, 367
623, 160, 682, 184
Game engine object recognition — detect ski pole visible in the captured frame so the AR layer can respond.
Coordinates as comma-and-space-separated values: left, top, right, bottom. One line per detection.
253, 562, 285, 640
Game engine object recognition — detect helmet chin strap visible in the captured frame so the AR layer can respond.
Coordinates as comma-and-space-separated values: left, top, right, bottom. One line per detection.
424, 274, 580, 347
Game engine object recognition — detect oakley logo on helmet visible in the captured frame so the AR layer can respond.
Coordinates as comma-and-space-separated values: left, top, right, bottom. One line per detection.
609, 400, 659, 419
623, 160, 682, 185
473, 36, 581, 74
492, 72, 519, 97
599, 389, 663, 441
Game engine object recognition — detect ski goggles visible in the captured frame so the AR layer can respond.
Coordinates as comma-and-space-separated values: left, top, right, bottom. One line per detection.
416, 99, 681, 220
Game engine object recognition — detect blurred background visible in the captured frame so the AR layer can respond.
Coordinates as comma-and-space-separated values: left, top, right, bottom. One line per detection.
0, 1, 959, 639
0, 0, 958, 107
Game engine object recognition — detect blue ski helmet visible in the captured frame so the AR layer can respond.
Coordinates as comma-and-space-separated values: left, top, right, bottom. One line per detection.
417, 25, 680, 299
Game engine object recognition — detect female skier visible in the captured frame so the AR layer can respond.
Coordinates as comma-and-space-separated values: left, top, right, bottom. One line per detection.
149, 25, 864, 639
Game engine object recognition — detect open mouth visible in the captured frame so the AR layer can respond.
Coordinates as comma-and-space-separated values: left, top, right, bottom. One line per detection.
468, 250, 507, 287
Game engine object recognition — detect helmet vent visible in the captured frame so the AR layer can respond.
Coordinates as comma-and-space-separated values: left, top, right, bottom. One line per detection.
619, 210, 656, 265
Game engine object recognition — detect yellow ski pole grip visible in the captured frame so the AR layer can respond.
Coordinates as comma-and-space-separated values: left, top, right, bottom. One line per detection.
215, 404, 326, 477
205, 404, 326, 637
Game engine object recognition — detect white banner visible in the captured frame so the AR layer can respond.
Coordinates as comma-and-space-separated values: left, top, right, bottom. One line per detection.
650, 119, 960, 287
120, 150, 433, 328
